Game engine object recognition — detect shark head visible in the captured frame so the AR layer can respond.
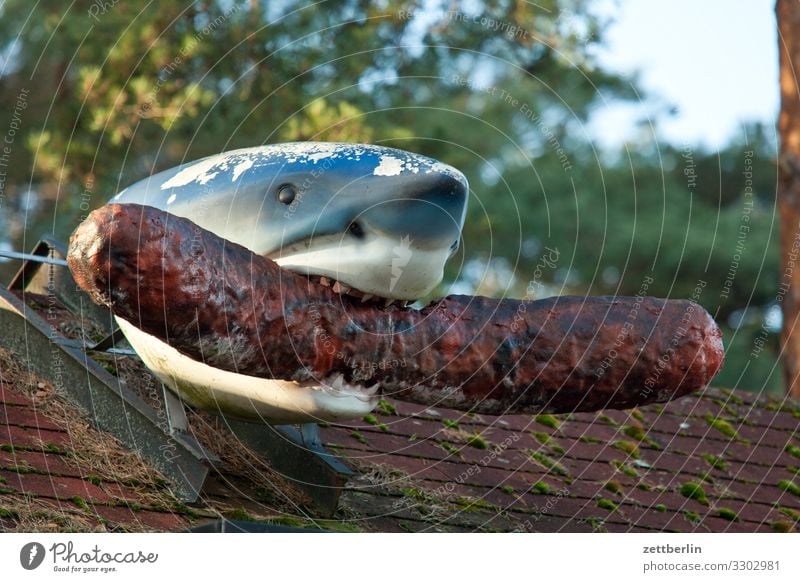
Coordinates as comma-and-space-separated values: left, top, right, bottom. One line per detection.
110, 142, 469, 423
114, 142, 468, 302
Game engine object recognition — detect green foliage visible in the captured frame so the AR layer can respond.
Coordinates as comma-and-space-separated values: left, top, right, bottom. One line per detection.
0, 1, 784, 395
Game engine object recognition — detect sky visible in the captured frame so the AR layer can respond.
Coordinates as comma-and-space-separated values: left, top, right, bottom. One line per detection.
588, 0, 780, 150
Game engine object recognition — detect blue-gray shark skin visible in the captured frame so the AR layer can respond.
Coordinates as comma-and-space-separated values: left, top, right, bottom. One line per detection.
109, 142, 470, 423
113, 142, 468, 300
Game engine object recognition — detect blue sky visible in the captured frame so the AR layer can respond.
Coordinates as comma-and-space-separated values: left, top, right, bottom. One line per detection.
589, 0, 779, 150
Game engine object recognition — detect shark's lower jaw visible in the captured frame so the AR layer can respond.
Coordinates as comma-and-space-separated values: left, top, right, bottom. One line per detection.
116, 318, 380, 424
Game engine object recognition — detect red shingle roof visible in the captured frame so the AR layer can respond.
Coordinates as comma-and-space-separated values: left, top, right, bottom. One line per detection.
2, 345, 799, 532
320, 390, 800, 532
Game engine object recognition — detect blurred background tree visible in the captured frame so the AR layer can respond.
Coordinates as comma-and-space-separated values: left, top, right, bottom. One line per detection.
0, 1, 781, 393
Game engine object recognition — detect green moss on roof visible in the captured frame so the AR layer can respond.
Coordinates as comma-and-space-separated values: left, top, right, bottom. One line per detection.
703, 413, 744, 441
350, 430, 367, 444
770, 521, 795, 533
610, 459, 639, 478
679, 482, 709, 506
698, 472, 715, 484
599, 414, 618, 427
466, 433, 490, 450
622, 424, 647, 441
717, 508, 739, 522
700, 453, 728, 471
655, 504, 667, 512
439, 441, 462, 457
376, 399, 397, 416
786, 444, 800, 459
630, 409, 646, 423
596, 498, 618, 512
0, 506, 19, 519
579, 435, 604, 444
613, 440, 641, 459
683, 510, 701, 524
455, 497, 497, 512
531, 481, 551, 495
362, 414, 379, 426
441, 418, 459, 429
72, 496, 90, 511
528, 450, 569, 476
535, 414, 561, 430
533, 431, 552, 445
500, 485, 514, 495
603, 480, 622, 495
777, 480, 800, 496
225, 507, 253, 521
777, 507, 800, 523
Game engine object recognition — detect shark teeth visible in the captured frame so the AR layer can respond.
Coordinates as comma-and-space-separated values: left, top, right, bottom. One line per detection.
316, 373, 381, 403
304, 274, 416, 308
332, 281, 350, 294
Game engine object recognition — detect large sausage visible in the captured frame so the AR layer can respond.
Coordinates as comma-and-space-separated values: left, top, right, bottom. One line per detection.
67, 204, 724, 414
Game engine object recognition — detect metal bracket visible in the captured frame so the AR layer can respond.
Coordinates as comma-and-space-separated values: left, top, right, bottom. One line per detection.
226, 420, 352, 518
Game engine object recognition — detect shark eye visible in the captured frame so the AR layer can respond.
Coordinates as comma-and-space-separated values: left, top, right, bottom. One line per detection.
348, 221, 365, 240
277, 184, 296, 205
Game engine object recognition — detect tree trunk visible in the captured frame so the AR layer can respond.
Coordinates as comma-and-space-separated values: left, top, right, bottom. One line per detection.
777, 0, 800, 398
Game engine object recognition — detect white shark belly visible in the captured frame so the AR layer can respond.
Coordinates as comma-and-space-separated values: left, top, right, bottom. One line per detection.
115, 317, 377, 424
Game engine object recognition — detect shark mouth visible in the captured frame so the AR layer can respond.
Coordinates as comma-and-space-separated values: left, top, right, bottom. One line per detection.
303, 274, 412, 307
67, 204, 725, 421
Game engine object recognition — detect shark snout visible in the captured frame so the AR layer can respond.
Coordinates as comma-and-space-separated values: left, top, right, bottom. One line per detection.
354, 167, 468, 251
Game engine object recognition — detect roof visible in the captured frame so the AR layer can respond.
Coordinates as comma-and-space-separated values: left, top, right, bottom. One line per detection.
0, 343, 336, 532
0, 346, 190, 531
320, 390, 800, 532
